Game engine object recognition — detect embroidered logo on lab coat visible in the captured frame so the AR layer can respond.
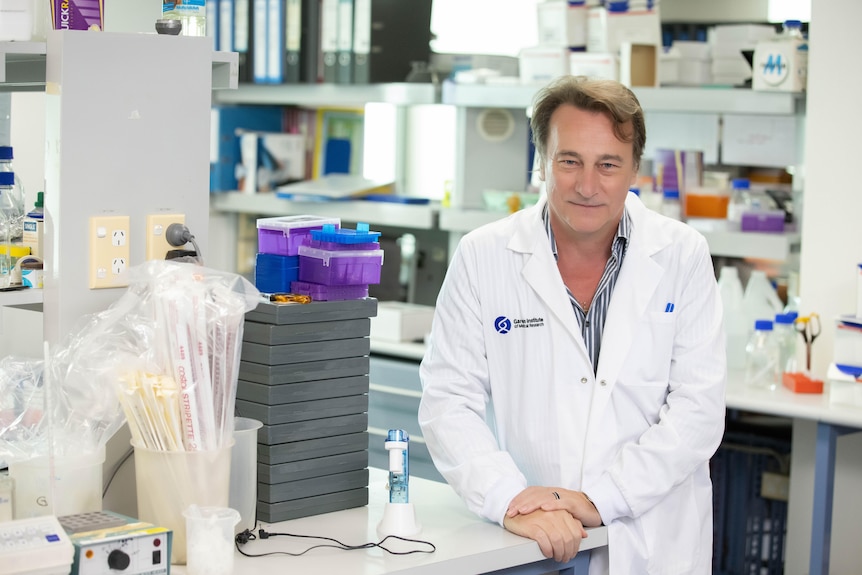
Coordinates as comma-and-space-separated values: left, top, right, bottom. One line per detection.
494, 316, 545, 334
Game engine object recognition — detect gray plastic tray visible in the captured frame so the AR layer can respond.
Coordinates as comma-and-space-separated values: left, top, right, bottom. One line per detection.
237, 395, 368, 425
259, 450, 369, 484
246, 298, 378, 325
241, 338, 370, 365
258, 468, 369, 503
257, 487, 369, 523
237, 375, 369, 405
239, 357, 369, 385
258, 413, 368, 445
258, 432, 368, 465
243, 318, 370, 345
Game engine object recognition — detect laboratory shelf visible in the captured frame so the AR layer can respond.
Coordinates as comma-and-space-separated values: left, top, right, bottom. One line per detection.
0, 40, 238, 91
212, 82, 439, 107
438, 207, 507, 233
441, 81, 803, 115
685, 217, 801, 260
210, 191, 439, 230
439, 209, 800, 261
0, 288, 43, 307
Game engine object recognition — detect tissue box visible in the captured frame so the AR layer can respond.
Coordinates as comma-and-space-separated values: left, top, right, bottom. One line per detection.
52, 0, 103, 30
834, 316, 862, 377
370, 301, 435, 343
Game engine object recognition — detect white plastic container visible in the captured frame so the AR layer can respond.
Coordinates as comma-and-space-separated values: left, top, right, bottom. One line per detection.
718, 266, 747, 369
742, 270, 783, 337
0, 0, 32, 41
229, 417, 262, 534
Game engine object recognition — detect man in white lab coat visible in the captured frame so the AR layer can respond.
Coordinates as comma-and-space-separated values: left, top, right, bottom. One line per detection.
418, 76, 727, 574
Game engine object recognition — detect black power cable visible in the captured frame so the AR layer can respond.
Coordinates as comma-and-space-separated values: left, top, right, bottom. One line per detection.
234, 527, 436, 558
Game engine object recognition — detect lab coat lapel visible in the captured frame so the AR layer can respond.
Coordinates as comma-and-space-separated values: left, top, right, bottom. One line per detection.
595, 197, 669, 393
509, 201, 585, 351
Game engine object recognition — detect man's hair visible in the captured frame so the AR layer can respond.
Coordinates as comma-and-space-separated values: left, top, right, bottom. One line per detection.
530, 75, 646, 169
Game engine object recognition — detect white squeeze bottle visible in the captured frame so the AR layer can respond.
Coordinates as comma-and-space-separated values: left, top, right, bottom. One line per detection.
718, 266, 747, 369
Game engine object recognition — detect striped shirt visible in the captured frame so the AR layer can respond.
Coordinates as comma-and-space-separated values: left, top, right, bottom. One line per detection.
543, 204, 632, 373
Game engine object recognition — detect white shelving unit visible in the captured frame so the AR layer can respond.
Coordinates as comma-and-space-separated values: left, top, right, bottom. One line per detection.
212, 82, 437, 107
0, 33, 237, 341
211, 192, 438, 230
441, 81, 804, 115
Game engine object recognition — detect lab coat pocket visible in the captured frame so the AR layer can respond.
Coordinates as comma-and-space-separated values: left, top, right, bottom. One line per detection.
622, 312, 675, 386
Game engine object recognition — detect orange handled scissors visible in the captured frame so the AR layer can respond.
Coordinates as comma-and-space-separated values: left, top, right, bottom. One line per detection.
795, 313, 821, 372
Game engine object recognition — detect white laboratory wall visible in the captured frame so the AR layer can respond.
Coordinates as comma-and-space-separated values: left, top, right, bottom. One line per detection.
783, 0, 862, 573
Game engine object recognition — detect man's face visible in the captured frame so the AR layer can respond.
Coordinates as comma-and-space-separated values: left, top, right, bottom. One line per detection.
540, 104, 638, 242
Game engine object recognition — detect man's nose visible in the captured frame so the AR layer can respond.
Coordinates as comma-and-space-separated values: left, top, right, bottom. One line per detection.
576, 169, 598, 198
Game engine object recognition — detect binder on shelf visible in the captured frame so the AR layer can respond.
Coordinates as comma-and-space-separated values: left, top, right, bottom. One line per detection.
267, 0, 285, 83
300, 0, 322, 83
235, 0, 253, 82
210, 106, 285, 193
207, 0, 219, 50
312, 108, 364, 178
321, 0, 339, 83
352, 0, 433, 84
283, 0, 302, 83
336, 0, 354, 84
219, 0, 235, 53
253, 0, 269, 83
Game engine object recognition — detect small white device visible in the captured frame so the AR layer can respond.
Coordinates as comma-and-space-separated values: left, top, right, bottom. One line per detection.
0, 514, 74, 575
377, 429, 421, 538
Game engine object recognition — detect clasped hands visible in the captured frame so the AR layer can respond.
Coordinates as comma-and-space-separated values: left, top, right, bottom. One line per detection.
503, 487, 603, 563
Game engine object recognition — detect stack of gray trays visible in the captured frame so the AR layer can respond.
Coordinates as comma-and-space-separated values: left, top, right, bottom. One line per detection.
236, 297, 377, 523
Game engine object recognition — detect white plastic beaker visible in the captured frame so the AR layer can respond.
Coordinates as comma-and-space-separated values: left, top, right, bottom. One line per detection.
229, 416, 262, 534
183, 505, 240, 575
8, 446, 105, 519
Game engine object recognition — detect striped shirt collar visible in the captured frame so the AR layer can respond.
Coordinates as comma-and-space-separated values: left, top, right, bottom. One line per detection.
542, 203, 632, 260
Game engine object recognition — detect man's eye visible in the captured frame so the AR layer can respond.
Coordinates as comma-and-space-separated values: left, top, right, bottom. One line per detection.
600, 163, 619, 169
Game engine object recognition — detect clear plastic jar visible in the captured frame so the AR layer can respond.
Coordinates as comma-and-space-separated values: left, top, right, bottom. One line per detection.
774, 312, 799, 374
660, 188, 681, 220
726, 177, 750, 227
745, 319, 780, 390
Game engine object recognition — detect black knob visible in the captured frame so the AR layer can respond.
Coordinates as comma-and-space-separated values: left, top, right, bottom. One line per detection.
107, 549, 131, 570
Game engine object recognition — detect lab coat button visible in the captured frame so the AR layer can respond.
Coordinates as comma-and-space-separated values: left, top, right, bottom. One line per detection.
600, 379, 607, 386
580, 377, 588, 384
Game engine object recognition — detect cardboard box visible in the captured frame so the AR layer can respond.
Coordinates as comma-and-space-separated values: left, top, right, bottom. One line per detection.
619, 42, 658, 87
519, 46, 569, 85
569, 52, 618, 82
52, 0, 102, 30
587, 5, 661, 54
370, 301, 435, 343
537, 0, 588, 49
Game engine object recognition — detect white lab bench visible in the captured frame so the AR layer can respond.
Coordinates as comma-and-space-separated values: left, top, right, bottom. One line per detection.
171, 467, 608, 575
368, 342, 862, 574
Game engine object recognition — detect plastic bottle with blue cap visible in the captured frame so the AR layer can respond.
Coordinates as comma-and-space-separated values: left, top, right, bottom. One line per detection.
745, 319, 780, 390
0, 172, 17, 287
726, 178, 750, 227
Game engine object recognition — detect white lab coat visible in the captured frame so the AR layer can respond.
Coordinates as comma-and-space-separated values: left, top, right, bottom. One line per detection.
418, 193, 726, 575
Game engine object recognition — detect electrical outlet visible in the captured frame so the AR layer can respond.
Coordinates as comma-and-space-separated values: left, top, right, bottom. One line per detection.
146, 213, 186, 260
89, 215, 130, 289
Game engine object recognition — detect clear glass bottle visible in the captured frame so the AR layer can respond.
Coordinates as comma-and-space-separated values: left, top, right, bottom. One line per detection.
0, 146, 24, 240
0, 172, 16, 287
773, 312, 798, 376
660, 188, 681, 220
726, 177, 750, 227
162, 0, 207, 37
745, 319, 780, 390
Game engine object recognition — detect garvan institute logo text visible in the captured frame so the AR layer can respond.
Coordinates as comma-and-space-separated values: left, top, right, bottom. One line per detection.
494, 316, 544, 334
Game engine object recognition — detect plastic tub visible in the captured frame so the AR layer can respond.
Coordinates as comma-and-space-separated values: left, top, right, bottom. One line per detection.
134, 441, 233, 565
184, 505, 240, 575
298, 245, 384, 286
255, 253, 299, 293
8, 446, 105, 519
257, 215, 340, 256
229, 417, 262, 534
